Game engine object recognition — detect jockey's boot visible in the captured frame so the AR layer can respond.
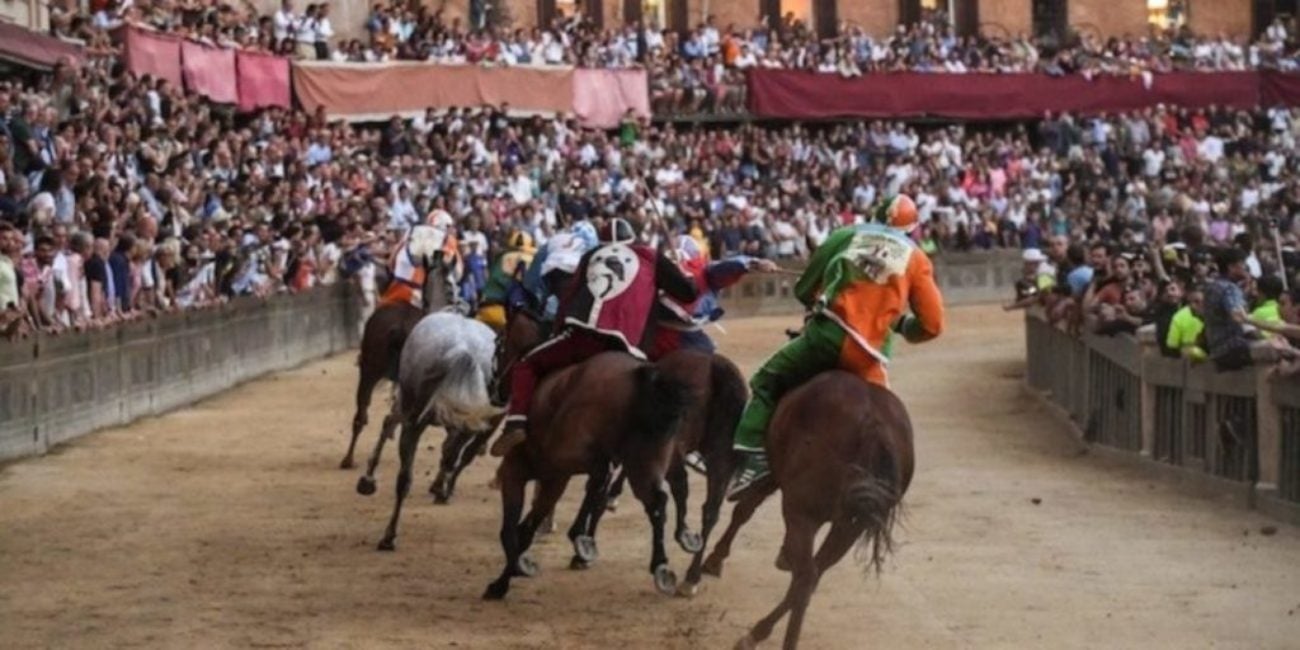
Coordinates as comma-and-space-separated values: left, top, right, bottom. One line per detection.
726, 451, 770, 502
490, 421, 528, 457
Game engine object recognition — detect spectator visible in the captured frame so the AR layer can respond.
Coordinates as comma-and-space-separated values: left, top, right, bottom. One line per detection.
1202, 248, 1297, 371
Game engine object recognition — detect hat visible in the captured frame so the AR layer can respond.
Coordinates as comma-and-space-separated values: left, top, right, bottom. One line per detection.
1022, 248, 1047, 264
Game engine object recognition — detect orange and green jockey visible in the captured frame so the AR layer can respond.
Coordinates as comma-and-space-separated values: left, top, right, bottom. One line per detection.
728, 195, 946, 498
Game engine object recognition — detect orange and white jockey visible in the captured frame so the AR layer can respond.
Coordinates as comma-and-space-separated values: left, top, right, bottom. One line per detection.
378, 216, 461, 309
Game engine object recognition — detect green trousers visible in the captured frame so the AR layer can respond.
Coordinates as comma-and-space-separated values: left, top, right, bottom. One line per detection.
733, 318, 846, 451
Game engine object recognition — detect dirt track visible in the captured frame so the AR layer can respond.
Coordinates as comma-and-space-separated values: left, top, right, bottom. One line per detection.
1, 306, 1298, 649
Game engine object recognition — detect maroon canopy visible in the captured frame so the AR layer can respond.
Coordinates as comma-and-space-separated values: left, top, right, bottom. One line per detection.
0, 22, 84, 70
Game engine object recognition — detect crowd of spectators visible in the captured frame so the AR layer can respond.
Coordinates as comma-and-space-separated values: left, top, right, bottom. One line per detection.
42, 0, 1300, 116
1, 4, 1298, 344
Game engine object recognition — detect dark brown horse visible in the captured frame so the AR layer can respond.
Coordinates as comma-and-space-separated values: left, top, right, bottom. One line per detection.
340, 228, 457, 470
482, 310, 692, 600
703, 371, 914, 650
566, 348, 748, 596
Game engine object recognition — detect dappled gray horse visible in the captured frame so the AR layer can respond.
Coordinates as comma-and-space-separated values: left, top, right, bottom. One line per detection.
355, 311, 501, 550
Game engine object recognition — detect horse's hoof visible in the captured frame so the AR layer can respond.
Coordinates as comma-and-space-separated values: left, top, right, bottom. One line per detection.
676, 529, 703, 554
573, 535, 598, 563
516, 554, 539, 578
356, 476, 377, 496
339, 458, 355, 470
701, 556, 723, 578
775, 548, 791, 572
653, 564, 678, 595
569, 555, 592, 571
675, 581, 699, 599
606, 498, 619, 513
377, 538, 395, 552
734, 632, 758, 650
482, 581, 508, 601
430, 481, 451, 504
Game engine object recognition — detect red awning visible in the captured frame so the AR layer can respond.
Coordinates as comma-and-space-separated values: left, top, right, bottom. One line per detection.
0, 22, 85, 70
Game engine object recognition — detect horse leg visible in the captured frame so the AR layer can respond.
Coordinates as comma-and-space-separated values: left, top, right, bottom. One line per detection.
605, 466, 626, 512
567, 463, 613, 570
702, 481, 777, 578
681, 454, 731, 593
342, 371, 381, 469
484, 455, 528, 601
627, 467, 676, 595
356, 391, 401, 496
376, 418, 425, 551
447, 430, 491, 498
518, 476, 569, 557
667, 460, 702, 555
431, 427, 484, 504
735, 514, 819, 650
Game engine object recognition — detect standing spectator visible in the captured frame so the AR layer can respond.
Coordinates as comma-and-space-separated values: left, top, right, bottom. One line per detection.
314, 3, 335, 60
1202, 248, 1295, 371
273, 0, 299, 49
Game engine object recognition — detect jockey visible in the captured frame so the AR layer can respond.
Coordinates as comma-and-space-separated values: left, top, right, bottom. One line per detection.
522, 220, 598, 321
378, 217, 461, 309
476, 230, 537, 332
727, 194, 945, 498
643, 234, 778, 360
378, 230, 431, 309
489, 217, 699, 457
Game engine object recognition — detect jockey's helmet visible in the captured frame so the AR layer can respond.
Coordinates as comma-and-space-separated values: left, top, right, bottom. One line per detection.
878, 195, 919, 234
426, 209, 454, 230
507, 230, 535, 252
598, 217, 637, 245
673, 234, 703, 262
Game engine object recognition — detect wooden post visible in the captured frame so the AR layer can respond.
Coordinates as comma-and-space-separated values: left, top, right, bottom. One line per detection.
1255, 370, 1281, 491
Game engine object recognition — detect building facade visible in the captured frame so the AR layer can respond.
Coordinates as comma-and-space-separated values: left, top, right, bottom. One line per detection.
412, 0, 1274, 40
0, 0, 51, 32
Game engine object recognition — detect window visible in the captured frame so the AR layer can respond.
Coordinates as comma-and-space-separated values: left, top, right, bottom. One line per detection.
642, 0, 664, 27
780, 0, 813, 26
1147, 0, 1189, 29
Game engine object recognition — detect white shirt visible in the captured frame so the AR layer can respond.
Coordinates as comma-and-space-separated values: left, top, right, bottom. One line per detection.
314, 17, 333, 43
1198, 136, 1224, 162
1142, 148, 1165, 177
273, 9, 297, 42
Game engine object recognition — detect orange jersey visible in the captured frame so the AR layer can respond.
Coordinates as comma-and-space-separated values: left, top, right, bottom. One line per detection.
796, 224, 944, 361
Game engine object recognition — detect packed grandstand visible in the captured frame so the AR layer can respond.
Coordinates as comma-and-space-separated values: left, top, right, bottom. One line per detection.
0, 2, 1296, 376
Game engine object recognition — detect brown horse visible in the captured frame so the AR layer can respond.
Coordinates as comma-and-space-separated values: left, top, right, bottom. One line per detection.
482, 310, 692, 600
340, 230, 457, 470
566, 348, 748, 596
702, 371, 914, 650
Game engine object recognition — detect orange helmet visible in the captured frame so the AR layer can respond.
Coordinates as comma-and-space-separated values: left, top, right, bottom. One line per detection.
878, 195, 918, 233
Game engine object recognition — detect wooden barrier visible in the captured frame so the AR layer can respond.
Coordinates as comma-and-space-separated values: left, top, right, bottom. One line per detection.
1023, 310, 1300, 524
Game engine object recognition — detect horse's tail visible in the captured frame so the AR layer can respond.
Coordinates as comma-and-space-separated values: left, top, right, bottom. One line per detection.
629, 364, 693, 445
706, 354, 748, 450
417, 348, 501, 432
845, 448, 905, 576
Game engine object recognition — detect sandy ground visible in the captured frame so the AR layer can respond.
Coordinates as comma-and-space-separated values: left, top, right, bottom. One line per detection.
1, 305, 1299, 649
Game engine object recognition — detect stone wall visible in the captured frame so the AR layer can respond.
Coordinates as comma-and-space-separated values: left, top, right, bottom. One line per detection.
0, 285, 360, 462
